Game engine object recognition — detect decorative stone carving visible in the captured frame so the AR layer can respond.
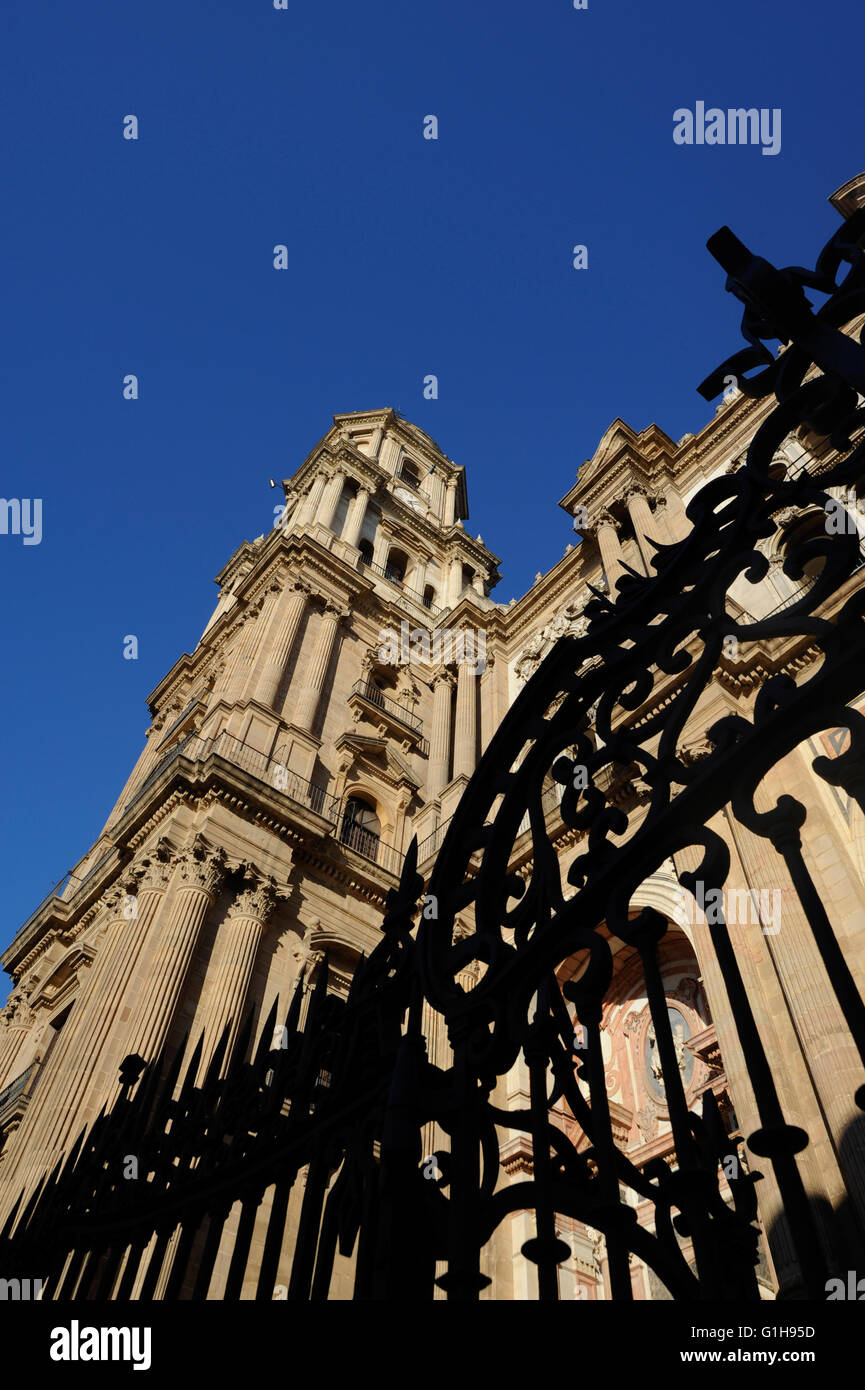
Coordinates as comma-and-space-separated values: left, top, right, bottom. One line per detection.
176, 838, 226, 899
515, 597, 591, 683
229, 869, 280, 926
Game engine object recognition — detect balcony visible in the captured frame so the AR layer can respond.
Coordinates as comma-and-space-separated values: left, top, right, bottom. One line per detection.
338, 821, 402, 877
122, 730, 341, 823
0, 1061, 41, 1133
357, 557, 445, 620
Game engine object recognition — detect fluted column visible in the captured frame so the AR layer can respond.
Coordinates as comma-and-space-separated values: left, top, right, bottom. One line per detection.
341, 487, 370, 549
105, 839, 226, 1104
1, 847, 176, 1200
453, 657, 478, 780
428, 669, 455, 798
195, 870, 280, 1078
317, 471, 346, 531
625, 487, 659, 576
448, 557, 464, 607
223, 589, 275, 705
594, 511, 625, 596
299, 473, 328, 526
249, 580, 310, 710
371, 530, 389, 570
409, 556, 427, 598
0, 996, 33, 1092
292, 602, 346, 733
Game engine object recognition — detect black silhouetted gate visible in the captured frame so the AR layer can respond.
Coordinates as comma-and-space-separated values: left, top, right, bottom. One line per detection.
3, 196, 865, 1301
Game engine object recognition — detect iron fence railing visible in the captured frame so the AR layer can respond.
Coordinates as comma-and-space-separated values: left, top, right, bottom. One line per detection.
358, 557, 445, 618
351, 680, 424, 735
338, 820, 402, 876
417, 814, 453, 865
0, 1061, 40, 1119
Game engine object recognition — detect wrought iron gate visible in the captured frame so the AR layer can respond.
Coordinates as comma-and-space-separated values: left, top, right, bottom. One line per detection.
3, 196, 865, 1301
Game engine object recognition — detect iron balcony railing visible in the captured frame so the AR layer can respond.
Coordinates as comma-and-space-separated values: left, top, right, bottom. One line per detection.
358, 557, 445, 619
417, 813, 454, 865
0, 1061, 40, 1120
351, 680, 424, 735
122, 730, 340, 823
15, 847, 118, 942
338, 821, 402, 876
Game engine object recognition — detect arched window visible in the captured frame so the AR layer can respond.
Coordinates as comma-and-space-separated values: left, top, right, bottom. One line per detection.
398, 459, 421, 489
781, 511, 829, 581
358, 538, 374, 566
340, 795, 381, 860
385, 547, 409, 586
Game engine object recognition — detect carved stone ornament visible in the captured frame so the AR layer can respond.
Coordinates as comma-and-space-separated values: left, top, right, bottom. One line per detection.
177, 838, 227, 899
229, 869, 280, 926
515, 596, 591, 683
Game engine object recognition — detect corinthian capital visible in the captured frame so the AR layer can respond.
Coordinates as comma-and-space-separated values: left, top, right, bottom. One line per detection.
323, 599, 350, 624
229, 868, 282, 926
177, 838, 227, 899
137, 841, 176, 894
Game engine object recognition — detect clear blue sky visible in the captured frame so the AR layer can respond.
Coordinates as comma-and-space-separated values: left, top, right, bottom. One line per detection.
1, 0, 862, 979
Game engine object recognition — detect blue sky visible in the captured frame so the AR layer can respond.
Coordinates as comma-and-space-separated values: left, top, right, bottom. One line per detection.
1, 0, 862, 976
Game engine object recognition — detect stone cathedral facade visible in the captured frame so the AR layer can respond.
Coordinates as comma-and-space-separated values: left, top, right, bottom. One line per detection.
2, 174, 865, 1302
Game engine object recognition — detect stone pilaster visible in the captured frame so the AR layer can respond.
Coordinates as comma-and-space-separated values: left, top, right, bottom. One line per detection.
625, 487, 659, 576
291, 602, 346, 734
299, 473, 328, 526
1, 846, 176, 1200
249, 580, 310, 711
195, 869, 281, 1079
317, 471, 346, 531
453, 657, 478, 781
341, 487, 370, 549
428, 668, 455, 799
105, 839, 226, 1103
594, 511, 625, 596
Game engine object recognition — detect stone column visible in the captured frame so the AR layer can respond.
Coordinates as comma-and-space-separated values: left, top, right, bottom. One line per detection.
341, 487, 370, 549
317, 471, 346, 531
448, 557, 464, 607
372, 530, 389, 570
1, 846, 176, 1198
0, 996, 33, 1092
594, 511, 625, 596
444, 479, 457, 526
106, 839, 226, 1101
195, 870, 280, 1079
472, 571, 485, 596
223, 589, 275, 705
249, 580, 310, 711
410, 556, 428, 598
625, 487, 659, 576
292, 602, 346, 734
299, 473, 328, 526
453, 657, 478, 780
657, 488, 691, 542
428, 669, 455, 799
